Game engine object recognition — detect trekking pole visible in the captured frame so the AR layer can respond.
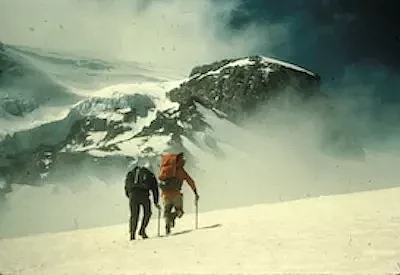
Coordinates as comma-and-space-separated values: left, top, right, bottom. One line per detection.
157, 207, 161, 237
195, 199, 198, 229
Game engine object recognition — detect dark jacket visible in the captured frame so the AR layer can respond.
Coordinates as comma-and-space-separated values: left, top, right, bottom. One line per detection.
124, 166, 159, 204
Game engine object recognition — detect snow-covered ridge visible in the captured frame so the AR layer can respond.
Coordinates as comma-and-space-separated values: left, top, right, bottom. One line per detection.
189, 57, 257, 80
189, 56, 316, 81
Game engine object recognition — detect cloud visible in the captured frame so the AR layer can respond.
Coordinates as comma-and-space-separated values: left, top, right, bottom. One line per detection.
0, 0, 287, 72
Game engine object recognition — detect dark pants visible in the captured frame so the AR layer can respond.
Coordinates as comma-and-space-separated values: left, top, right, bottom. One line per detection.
162, 193, 183, 233
129, 193, 152, 239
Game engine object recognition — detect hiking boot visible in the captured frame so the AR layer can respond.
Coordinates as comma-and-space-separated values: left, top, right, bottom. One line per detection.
166, 224, 171, 235
171, 216, 176, 228
176, 210, 184, 218
139, 230, 148, 239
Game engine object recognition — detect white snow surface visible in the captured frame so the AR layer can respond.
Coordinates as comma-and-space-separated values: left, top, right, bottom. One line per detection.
261, 56, 316, 76
1, 187, 399, 274
191, 57, 256, 81
88, 134, 173, 158
72, 80, 182, 117
72, 80, 184, 103
0, 105, 72, 137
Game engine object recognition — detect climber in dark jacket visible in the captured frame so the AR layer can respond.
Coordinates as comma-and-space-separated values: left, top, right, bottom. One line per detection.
124, 162, 160, 240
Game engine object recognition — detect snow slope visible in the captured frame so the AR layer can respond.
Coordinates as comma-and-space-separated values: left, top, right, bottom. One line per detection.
1, 187, 399, 274
64, 81, 183, 155
0, 65, 185, 158
0, 44, 183, 138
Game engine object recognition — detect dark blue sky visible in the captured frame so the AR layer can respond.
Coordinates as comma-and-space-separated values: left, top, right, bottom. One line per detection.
227, 0, 400, 76
224, 0, 400, 104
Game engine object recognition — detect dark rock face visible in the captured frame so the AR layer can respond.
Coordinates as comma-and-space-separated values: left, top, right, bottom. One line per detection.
135, 99, 209, 140
169, 56, 322, 122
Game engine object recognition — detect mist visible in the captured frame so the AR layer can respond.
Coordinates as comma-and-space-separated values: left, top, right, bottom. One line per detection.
191, 93, 400, 214
321, 64, 400, 152
0, 0, 281, 73
2, 91, 400, 239
0, 0, 287, 238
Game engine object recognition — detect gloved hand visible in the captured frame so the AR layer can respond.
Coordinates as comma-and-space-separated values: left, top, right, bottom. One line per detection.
154, 203, 161, 210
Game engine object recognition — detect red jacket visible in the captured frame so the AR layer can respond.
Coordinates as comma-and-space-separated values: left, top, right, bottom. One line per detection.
161, 156, 196, 197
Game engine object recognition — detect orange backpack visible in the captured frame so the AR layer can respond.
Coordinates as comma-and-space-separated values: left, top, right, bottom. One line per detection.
158, 153, 179, 181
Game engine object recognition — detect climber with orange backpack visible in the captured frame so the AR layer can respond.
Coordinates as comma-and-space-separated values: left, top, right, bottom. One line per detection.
158, 152, 199, 235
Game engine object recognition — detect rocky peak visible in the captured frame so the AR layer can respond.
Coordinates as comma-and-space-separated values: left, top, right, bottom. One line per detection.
169, 55, 322, 121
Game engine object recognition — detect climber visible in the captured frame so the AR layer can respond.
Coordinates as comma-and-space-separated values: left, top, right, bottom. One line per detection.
124, 160, 160, 240
158, 152, 199, 234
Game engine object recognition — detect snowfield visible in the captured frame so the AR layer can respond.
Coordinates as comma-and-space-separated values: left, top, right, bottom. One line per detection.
1, 187, 400, 274
2, 43, 400, 275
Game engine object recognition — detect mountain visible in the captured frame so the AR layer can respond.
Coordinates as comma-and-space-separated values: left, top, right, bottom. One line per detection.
0, 44, 365, 198
169, 55, 322, 121
1, 187, 399, 274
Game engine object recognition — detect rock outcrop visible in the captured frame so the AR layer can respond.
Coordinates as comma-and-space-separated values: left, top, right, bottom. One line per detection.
168, 56, 323, 122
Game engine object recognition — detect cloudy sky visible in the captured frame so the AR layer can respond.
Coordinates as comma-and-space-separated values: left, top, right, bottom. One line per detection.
1, 0, 399, 105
